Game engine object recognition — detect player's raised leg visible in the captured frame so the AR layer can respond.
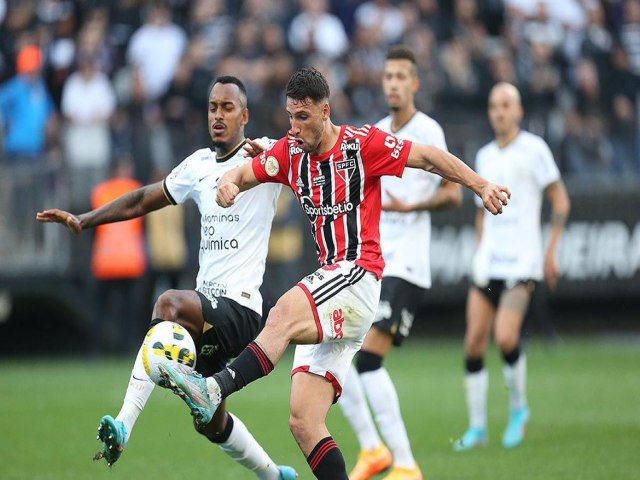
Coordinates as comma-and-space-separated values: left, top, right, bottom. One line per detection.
453, 286, 493, 452
494, 284, 532, 449
160, 284, 320, 425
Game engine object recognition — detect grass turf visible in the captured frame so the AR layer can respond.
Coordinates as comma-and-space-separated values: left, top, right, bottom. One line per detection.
0, 337, 638, 479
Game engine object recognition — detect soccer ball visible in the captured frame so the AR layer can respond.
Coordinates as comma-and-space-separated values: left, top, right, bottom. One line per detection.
141, 321, 197, 385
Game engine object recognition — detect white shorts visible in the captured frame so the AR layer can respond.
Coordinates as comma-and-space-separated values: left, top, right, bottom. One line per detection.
292, 261, 381, 400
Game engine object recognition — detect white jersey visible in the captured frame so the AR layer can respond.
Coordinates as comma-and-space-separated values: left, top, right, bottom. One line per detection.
163, 141, 281, 315
376, 111, 447, 288
473, 130, 560, 282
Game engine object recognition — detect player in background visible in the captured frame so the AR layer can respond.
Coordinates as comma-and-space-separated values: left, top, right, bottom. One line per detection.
36, 76, 297, 480
338, 46, 461, 480
452, 83, 570, 452
158, 67, 510, 480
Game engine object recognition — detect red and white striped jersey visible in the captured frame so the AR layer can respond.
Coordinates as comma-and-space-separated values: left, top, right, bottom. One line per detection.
252, 124, 411, 278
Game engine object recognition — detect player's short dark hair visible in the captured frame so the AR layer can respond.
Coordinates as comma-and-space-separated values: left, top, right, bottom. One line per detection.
386, 45, 417, 65
208, 75, 248, 105
285, 67, 330, 104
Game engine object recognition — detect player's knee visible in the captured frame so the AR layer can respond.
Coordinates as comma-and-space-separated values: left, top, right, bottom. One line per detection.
288, 411, 311, 444
495, 329, 518, 353
153, 289, 184, 321
355, 350, 383, 373
464, 330, 485, 356
264, 301, 293, 336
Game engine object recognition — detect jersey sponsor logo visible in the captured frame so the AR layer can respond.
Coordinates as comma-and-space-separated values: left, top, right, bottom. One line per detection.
383, 135, 406, 159
301, 196, 354, 222
340, 140, 360, 152
289, 144, 303, 155
201, 237, 239, 251
312, 175, 326, 187
200, 282, 226, 299
202, 213, 240, 222
265, 156, 279, 177
332, 308, 345, 339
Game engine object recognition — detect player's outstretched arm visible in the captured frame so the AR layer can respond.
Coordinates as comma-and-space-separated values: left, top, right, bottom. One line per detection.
406, 143, 511, 215
36, 182, 170, 233
216, 162, 260, 208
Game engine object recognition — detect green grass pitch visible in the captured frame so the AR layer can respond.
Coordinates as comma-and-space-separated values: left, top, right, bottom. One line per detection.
1, 338, 638, 479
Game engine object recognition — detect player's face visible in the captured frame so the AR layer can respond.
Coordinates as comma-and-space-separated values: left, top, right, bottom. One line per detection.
382, 59, 418, 111
208, 83, 249, 149
286, 97, 328, 154
488, 87, 522, 136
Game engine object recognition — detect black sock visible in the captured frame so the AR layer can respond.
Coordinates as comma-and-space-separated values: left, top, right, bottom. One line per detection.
307, 436, 348, 480
206, 412, 234, 444
465, 357, 484, 373
212, 341, 274, 398
502, 346, 521, 366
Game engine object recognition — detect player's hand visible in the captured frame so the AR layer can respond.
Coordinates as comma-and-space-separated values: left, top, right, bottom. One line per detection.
544, 251, 560, 291
382, 190, 413, 213
243, 138, 267, 158
36, 209, 82, 234
216, 181, 240, 208
480, 182, 510, 215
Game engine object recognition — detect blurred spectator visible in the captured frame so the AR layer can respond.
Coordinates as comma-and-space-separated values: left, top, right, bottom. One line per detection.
126, 2, 187, 101
188, 0, 234, 66
60, 53, 116, 210
561, 109, 614, 182
287, 0, 349, 61
0, 44, 58, 163
354, 0, 405, 45
619, 0, 640, 76
90, 160, 147, 353
145, 166, 188, 305
607, 45, 640, 174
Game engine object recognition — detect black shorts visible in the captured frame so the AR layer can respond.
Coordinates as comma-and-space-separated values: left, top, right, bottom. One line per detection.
473, 279, 536, 309
371, 276, 425, 347
195, 292, 261, 377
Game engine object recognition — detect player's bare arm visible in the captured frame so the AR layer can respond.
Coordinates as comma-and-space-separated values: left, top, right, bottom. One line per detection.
216, 162, 260, 208
382, 180, 462, 213
406, 142, 511, 215
543, 180, 571, 290
36, 181, 170, 233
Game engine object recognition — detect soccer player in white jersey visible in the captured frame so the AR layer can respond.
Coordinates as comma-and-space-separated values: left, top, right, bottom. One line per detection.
157, 67, 510, 480
452, 82, 570, 452
338, 46, 461, 480
36, 76, 297, 479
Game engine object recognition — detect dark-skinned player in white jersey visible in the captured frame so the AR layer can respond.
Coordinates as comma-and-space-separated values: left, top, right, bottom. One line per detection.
36, 76, 297, 480
158, 68, 510, 480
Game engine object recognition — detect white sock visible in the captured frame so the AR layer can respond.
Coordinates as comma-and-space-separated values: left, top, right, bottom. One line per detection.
503, 353, 527, 411
361, 367, 415, 469
115, 347, 155, 442
219, 413, 281, 480
465, 369, 488, 430
339, 364, 382, 451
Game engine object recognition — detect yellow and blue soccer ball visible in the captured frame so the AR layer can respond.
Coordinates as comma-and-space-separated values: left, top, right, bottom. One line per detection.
142, 321, 196, 385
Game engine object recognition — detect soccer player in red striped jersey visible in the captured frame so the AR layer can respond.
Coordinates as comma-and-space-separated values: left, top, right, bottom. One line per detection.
159, 67, 511, 480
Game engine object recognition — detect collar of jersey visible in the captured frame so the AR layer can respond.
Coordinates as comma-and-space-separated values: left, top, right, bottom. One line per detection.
215, 139, 247, 163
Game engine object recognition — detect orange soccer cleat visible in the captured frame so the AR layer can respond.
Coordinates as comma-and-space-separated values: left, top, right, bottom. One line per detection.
382, 465, 424, 480
349, 443, 393, 480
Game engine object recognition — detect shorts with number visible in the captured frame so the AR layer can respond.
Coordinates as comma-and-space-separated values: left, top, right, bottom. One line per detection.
195, 292, 261, 377
372, 276, 425, 347
473, 279, 536, 309
292, 261, 381, 400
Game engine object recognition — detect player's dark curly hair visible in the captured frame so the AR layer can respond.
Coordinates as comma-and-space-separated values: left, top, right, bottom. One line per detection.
286, 67, 330, 103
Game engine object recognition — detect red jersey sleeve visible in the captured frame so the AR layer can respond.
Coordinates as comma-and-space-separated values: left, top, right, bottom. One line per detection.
361, 125, 411, 178
251, 136, 290, 185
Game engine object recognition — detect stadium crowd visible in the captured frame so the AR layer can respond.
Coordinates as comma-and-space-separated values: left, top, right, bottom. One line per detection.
1, 0, 639, 183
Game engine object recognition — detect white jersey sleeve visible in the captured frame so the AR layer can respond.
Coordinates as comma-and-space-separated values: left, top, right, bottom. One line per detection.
164, 149, 209, 205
